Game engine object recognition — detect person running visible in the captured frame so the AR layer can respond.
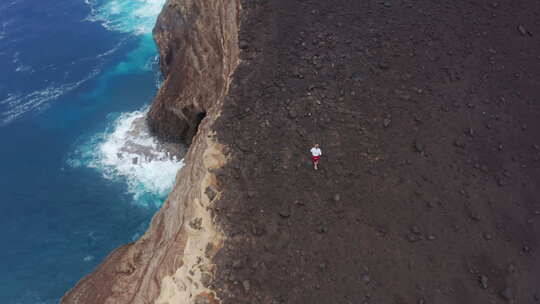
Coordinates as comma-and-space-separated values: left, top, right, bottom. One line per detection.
310, 144, 322, 170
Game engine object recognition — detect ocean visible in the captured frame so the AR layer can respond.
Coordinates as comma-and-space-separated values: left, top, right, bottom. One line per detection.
0, 0, 179, 303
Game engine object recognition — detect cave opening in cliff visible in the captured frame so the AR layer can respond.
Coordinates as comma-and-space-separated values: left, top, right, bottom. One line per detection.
195, 111, 207, 132
181, 110, 208, 145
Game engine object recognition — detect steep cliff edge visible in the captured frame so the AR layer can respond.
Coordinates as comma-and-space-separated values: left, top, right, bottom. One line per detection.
65, 0, 540, 303
147, 0, 239, 145
62, 0, 239, 303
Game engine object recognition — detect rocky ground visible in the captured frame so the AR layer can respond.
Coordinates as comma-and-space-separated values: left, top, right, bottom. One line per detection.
210, 0, 540, 303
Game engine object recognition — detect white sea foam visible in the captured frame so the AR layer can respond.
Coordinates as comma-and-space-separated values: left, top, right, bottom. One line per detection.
0, 0, 21, 12
65, 0, 171, 207
15, 65, 33, 73
0, 42, 118, 125
0, 19, 16, 41
85, 0, 166, 35
0, 69, 100, 126
12, 51, 19, 63
96, 41, 124, 58
0, 23, 7, 40
69, 108, 184, 207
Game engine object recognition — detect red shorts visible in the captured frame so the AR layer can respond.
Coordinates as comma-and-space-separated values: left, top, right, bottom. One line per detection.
312, 156, 320, 162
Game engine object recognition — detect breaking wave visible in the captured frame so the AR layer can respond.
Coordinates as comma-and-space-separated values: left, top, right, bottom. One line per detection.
85, 0, 166, 35
68, 108, 184, 207
66, 0, 172, 209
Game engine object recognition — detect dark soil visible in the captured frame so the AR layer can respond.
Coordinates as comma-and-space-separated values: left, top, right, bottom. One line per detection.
212, 0, 540, 303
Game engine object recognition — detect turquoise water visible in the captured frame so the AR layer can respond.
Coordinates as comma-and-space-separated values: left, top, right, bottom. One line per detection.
0, 0, 181, 302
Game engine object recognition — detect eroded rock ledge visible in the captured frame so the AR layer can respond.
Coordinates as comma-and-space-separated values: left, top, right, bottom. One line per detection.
62, 0, 239, 303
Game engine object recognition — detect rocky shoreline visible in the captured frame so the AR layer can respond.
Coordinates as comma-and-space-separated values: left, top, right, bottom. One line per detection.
64, 0, 539, 303
62, 0, 239, 303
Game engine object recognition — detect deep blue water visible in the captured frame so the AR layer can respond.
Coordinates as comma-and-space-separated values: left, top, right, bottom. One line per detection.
0, 0, 172, 303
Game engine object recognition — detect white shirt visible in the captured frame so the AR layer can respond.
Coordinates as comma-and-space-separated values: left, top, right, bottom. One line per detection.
310, 147, 322, 157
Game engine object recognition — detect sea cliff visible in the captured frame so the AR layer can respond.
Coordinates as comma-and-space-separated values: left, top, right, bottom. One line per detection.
62, 0, 239, 303
64, 0, 540, 303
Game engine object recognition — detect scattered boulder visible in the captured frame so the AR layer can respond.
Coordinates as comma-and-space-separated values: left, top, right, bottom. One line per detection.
454, 139, 465, 148
278, 205, 291, 218
507, 263, 515, 273
361, 273, 371, 284
407, 233, 422, 242
479, 275, 489, 289
414, 141, 425, 153
189, 217, 203, 230
518, 25, 528, 36
411, 226, 421, 234
318, 224, 329, 233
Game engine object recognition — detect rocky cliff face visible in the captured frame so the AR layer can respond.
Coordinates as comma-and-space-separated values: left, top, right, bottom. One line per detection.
65, 0, 540, 303
62, 0, 239, 303
147, 0, 240, 145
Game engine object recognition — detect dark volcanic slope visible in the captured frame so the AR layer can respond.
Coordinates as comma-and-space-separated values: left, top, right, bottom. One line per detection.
212, 0, 540, 303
